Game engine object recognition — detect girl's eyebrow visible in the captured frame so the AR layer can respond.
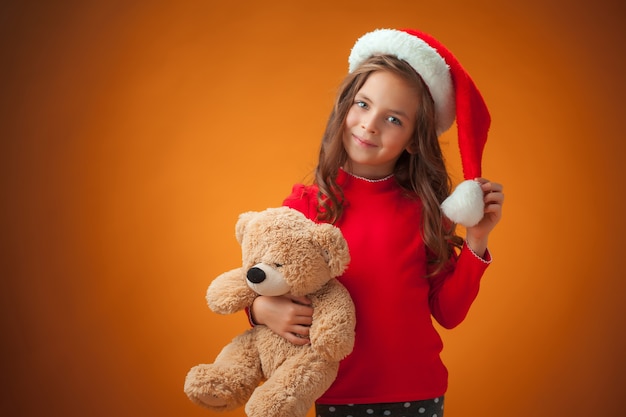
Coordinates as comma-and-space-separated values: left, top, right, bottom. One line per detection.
356, 93, 408, 119
388, 108, 409, 119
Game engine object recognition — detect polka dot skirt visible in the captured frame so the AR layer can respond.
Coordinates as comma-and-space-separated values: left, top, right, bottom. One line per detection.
316, 396, 444, 417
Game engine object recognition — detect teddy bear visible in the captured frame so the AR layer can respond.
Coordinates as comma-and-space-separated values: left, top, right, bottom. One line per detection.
184, 206, 356, 417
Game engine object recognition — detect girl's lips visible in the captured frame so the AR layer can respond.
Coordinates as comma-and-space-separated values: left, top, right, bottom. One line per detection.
353, 134, 376, 147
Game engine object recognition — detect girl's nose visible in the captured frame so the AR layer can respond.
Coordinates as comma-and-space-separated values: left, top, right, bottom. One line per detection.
361, 115, 378, 133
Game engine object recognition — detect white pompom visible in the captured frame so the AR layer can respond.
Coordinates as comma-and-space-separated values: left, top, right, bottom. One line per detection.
441, 180, 485, 227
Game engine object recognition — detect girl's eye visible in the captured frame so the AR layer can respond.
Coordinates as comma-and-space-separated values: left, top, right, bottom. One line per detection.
387, 116, 402, 126
356, 100, 368, 109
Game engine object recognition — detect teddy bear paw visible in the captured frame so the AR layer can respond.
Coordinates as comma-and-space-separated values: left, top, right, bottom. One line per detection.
184, 365, 238, 410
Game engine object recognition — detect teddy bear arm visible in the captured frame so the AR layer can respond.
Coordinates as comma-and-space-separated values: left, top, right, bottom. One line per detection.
309, 282, 356, 362
206, 268, 257, 314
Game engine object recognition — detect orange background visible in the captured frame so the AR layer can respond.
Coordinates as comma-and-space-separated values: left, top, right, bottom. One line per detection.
1, 1, 625, 416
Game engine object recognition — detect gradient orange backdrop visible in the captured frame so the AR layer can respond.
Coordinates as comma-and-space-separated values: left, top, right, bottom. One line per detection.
2, 1, 625, 416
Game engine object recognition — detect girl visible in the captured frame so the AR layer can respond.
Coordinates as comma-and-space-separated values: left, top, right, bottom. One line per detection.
249, 28, 504, 417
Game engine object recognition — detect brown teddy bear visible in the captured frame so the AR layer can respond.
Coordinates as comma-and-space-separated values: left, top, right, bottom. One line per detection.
184, 206, 356, 417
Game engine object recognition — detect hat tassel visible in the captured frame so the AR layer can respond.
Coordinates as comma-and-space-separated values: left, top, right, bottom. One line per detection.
441, 179, 484, 227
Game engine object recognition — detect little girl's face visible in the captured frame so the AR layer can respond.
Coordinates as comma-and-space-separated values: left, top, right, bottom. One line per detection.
342, 70, 419, 180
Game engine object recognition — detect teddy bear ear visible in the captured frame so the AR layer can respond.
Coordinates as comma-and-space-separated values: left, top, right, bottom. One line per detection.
312, 223, 351, 277
235, 211, 257, 244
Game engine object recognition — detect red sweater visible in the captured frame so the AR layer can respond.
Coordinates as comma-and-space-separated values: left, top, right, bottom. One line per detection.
283, 169, 491, 404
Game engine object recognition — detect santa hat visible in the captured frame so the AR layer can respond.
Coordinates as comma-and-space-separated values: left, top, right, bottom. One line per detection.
348, 28, 490, 227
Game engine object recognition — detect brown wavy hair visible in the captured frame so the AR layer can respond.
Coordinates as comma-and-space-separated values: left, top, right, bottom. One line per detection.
314, 55, 462, 274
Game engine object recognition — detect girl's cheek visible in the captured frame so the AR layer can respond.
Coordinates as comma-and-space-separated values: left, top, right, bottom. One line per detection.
345, 108, 358, 127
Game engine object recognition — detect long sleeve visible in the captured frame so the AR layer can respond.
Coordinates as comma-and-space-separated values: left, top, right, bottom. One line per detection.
428, 242, 491, 329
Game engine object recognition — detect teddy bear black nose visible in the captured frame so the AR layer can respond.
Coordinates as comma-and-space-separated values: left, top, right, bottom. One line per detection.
247, 267, 266, 284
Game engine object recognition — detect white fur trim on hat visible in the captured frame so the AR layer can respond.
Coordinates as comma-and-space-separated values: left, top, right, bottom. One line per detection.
348, 28, 455, 136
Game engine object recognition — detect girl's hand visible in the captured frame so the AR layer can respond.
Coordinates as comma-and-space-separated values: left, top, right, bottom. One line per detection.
250, 295, 313, 346
465, 178, 504, 256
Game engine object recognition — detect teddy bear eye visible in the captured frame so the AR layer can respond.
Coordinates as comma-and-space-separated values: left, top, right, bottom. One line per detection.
274, 263, 283, 268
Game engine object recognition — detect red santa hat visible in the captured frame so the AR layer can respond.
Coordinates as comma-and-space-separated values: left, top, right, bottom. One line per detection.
348, 28, 490, 227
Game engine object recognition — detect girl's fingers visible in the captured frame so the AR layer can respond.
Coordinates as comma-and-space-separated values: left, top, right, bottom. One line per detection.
288, 294, 312, 306
475, 178, 504, 206
284, 331, 310, 345
485, 190, 504, 205
476, 178, 502, 193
